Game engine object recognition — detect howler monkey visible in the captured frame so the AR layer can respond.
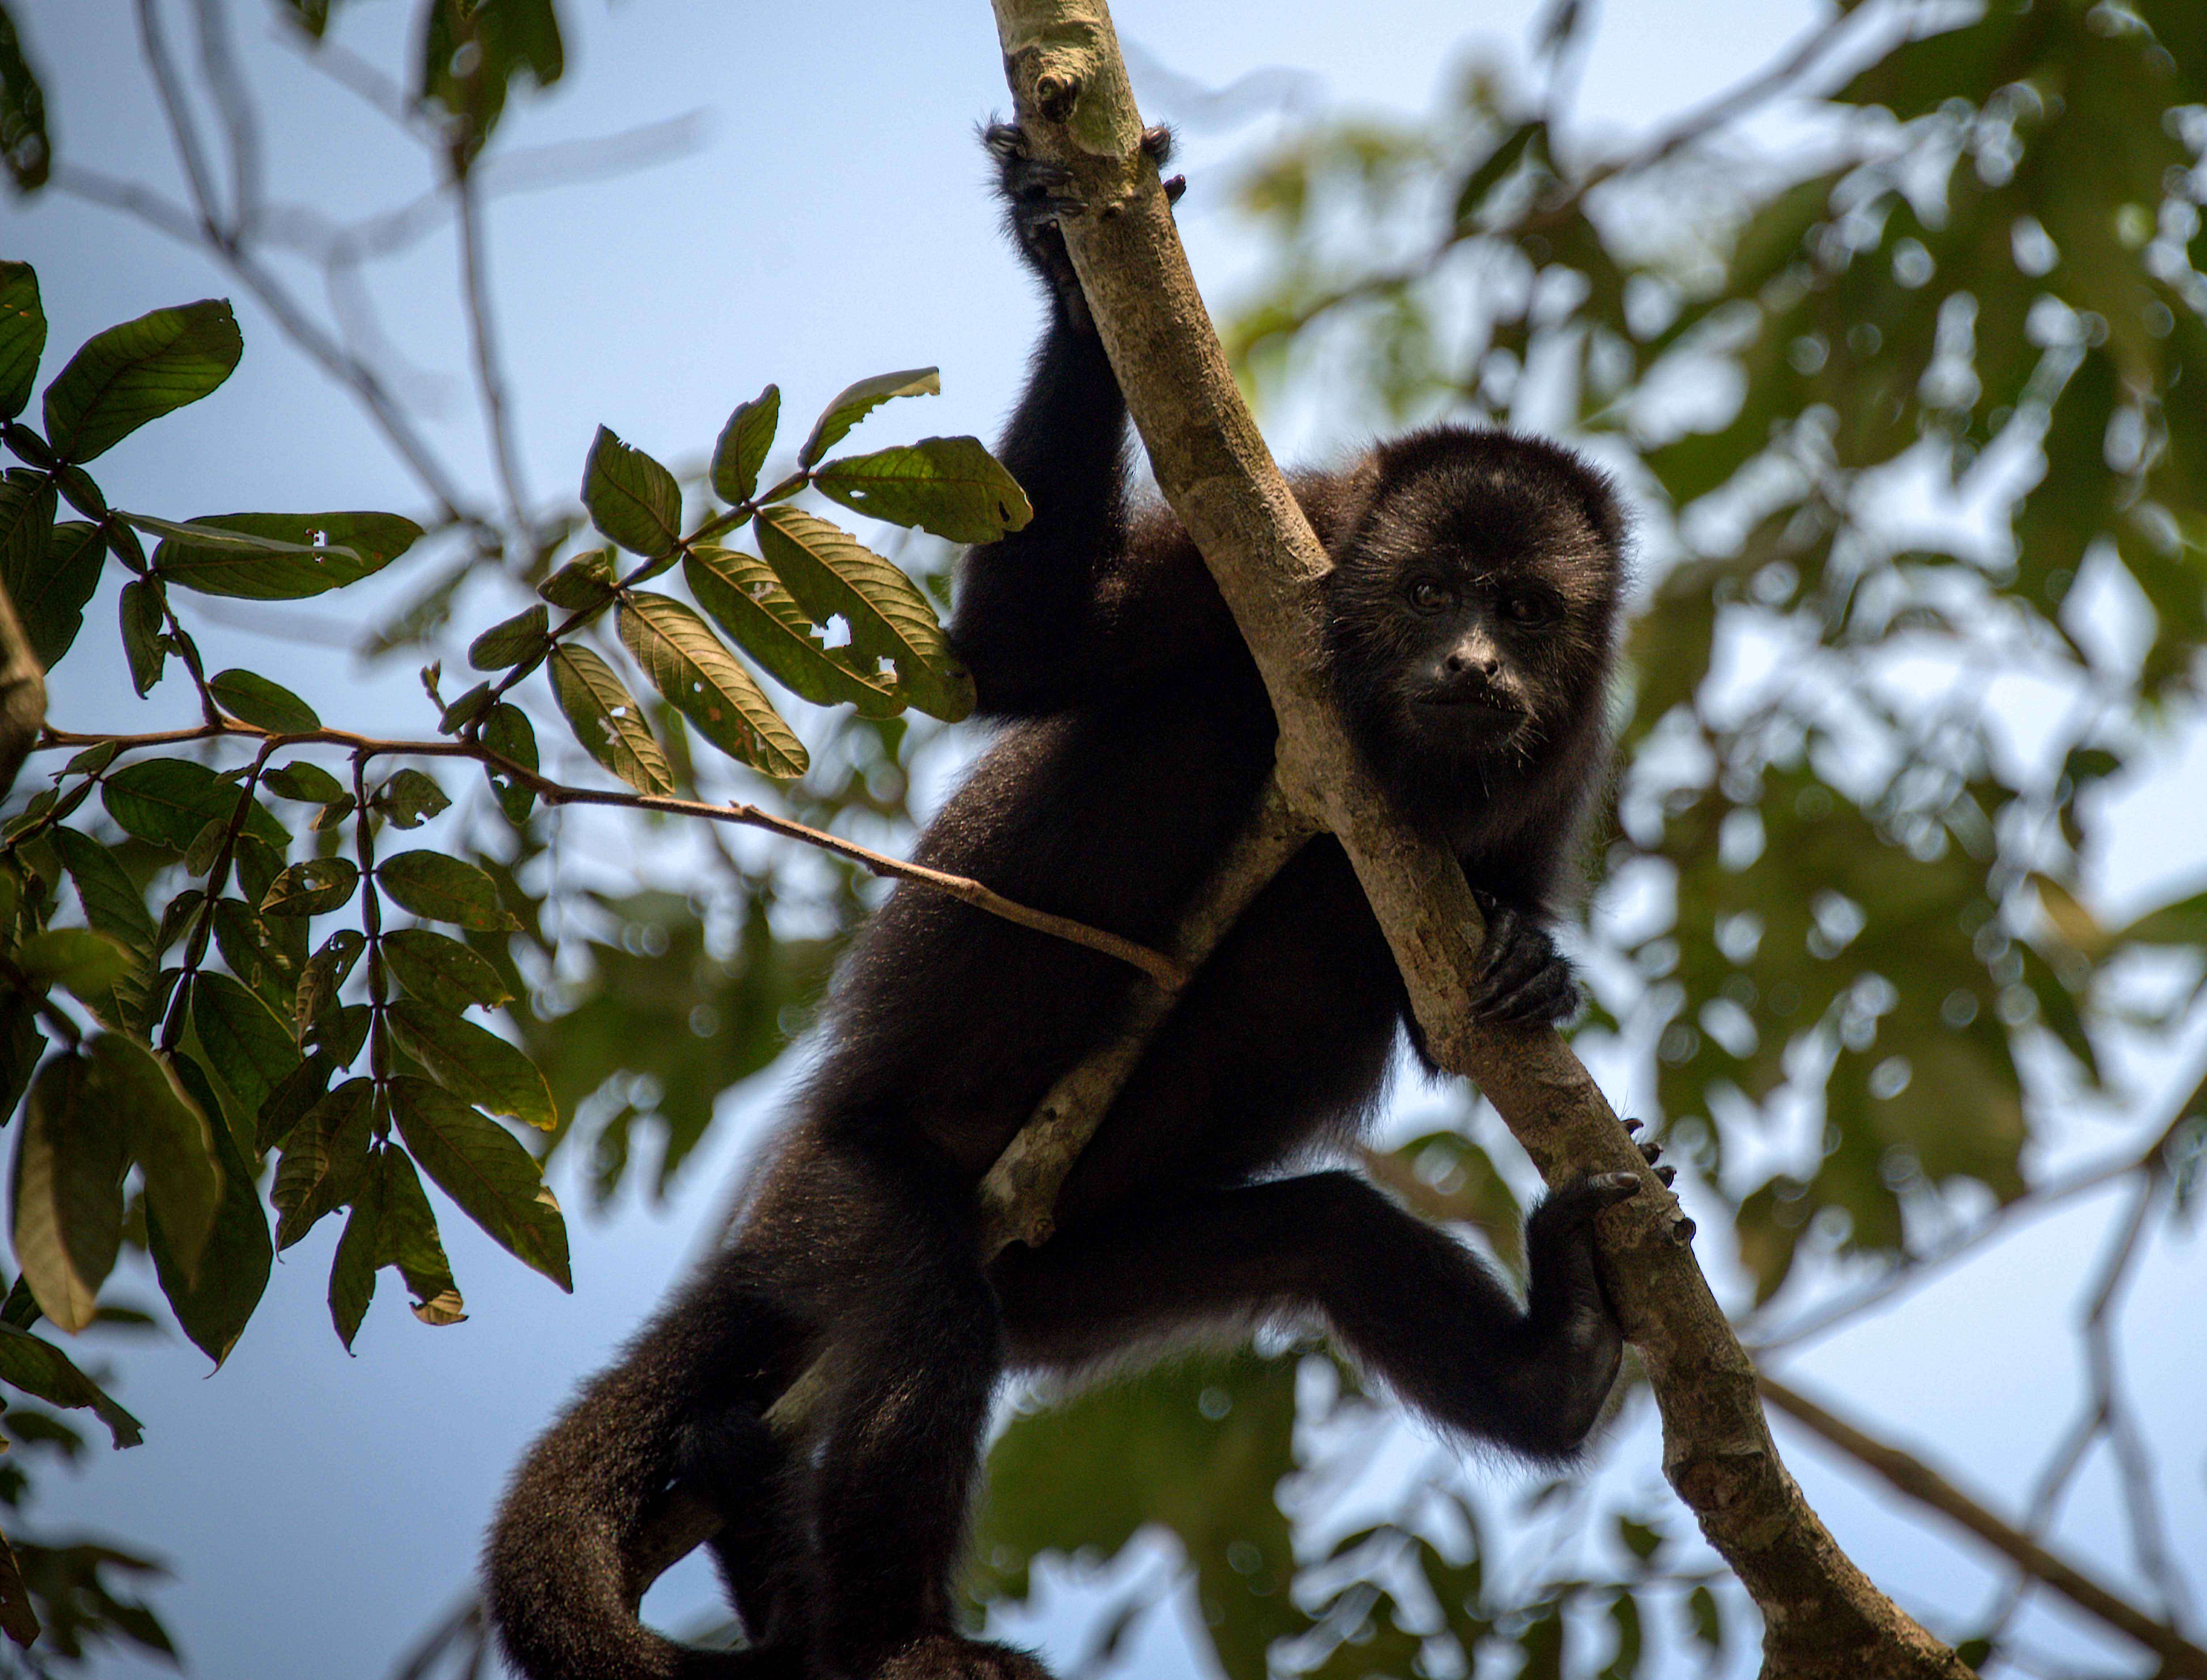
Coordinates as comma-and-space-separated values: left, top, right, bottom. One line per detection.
485, 124, 1638, 1680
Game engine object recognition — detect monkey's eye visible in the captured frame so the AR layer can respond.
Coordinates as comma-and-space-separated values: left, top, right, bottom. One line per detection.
1498, 591, 1557, 627
1407, 580, 1456, 612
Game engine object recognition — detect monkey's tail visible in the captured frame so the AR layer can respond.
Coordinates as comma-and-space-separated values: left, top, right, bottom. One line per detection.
483, 1271, 796, 1680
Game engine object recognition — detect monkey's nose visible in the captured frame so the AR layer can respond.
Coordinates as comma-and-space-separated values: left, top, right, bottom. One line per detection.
1444, 647, 1499, 678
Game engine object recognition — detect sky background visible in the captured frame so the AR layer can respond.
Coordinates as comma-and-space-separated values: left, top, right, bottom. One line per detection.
4, 1, 2204, 1676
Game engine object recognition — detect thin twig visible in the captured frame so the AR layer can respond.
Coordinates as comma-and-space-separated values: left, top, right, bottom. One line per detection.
189, 0, 261, 242
453, 165, 532, 537
136, 0, 224, 239
33, 722, 1185, 990
1759, 1373, 2207, 1680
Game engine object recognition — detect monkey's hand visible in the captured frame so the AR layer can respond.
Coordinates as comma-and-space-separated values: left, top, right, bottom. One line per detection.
1510, 1171, 1640, 1455
984, 122, 1183, 333
1466, 894, 1581, 1027
876, 1632, 1055, 1680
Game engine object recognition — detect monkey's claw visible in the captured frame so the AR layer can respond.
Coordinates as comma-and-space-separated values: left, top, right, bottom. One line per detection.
1466, 897, 1581, 1027
1621, 1120, 1678, 1185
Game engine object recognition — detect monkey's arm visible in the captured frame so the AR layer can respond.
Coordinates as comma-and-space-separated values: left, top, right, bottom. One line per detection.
950, 125, 1224, 718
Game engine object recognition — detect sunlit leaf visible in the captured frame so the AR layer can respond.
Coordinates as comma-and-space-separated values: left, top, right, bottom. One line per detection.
617, 592, 807, 777
712, 383, 778, 505
582, 426, 682, 559
754, 505, 972, 720
372, 768, 450, 830
150, 510, 421, 598
796, 367, 938, 469
387, 999, 554, 1130
549, 642, 675, 795
259, 858, 359, 918
0, 1321, 141, 1447
685, 545, 901, 716
375, 850, 519, 931
468, 603, 549, 671
814, 435, 1033, 544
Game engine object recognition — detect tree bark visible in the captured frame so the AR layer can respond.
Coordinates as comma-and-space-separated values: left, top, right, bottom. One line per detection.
986, 3, 1972, 1673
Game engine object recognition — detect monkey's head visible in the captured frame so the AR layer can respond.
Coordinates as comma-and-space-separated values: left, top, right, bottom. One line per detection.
1323, 427, 1626, 830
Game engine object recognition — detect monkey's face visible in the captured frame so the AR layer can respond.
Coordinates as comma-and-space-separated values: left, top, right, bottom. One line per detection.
1323, 429, 1623, 800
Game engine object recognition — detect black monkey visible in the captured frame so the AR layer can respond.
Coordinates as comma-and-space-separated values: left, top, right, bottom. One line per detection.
485, 124, 1640, 1680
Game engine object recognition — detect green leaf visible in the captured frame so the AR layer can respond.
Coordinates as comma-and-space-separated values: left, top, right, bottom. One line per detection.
42, 299, 241, 463
328, 1168, 378, 1349
468, 603, 549, 671
0, 263, 40, 418
9, 1053, 126, 1331
712, 384, 779, 505
0, 1322, 141, 1448
372, 769, 450, 830
538, 549, 615, 609
813, 436, 1034, 544
387, 999, 555, 1131
684, 546, 902, 717
416, 0, 563, 165
48, 829, 154, 1025
754, 505, 973, 720
258, 857, 359, 918
118, 578, 166, 695
380, 927, 511, 1012
549, 643, 676, 795
146, 1068, 269, 1365
212, 892, 304, 1015
101, 757, 283, 853
0, 996, 43, 1124
376, 1146, 465, 1326
90, 1035, 219, 1281
3, 512, 102, 671
375, 850, 519, 931
150, 510, 421, 598
263, 760, 346, 805
0, 472, 54, 622
1453, 120, 1547, 230
0, 17, 50, 194
582, 426, 682, 558
438, 679, 494, 734
482, 703, 538, 825
796, 367, 938, 469
188, 971, 300, 1140
292, 930, 363, 1043
388, 1076, 569, 1290
13, 928, 129, 1005
210, 668, 321, 734
617, 592, 807, 778
271, 1078, 371, 1251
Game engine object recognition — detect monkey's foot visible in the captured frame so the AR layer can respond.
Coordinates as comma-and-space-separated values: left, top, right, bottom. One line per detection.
1622, 1118, 1677, 1186
1466, 898, 1581, 1026
873, 1633, 1054, 1680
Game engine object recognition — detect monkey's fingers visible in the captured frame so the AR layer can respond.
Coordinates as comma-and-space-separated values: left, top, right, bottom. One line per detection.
1164, 174, 1188, 204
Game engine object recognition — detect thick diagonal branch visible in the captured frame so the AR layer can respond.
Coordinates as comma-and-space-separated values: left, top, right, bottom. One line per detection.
985, 4, 1968, 1676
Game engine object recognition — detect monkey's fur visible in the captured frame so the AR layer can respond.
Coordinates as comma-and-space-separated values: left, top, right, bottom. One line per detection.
485, 125, 1636, 1680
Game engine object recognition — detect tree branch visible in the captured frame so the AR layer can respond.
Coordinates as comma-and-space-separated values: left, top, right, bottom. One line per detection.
980, 4, 1967, 1675
34, 722, 1184, 989
0, 582, 46, 800
1758, 1373, 2207, 1679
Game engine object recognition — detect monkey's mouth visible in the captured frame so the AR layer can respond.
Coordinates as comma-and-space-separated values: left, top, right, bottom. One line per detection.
1415, 689, 1524, 725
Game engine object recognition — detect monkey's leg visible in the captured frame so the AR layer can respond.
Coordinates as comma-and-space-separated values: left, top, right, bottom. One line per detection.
791, 1139, 1052, 1680
994, 1170, 1638, 1462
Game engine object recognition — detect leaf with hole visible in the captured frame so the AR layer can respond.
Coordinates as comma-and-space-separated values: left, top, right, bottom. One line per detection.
483, 703, 538, 825
388, 1077, 569, 1290
550, 643, 675, 795
797, 367, 938, 469
685, 545, 901, 717
259, 858, 359, 918
387, 999, 554, 1131
43, 298, 240, 463
617, 592, 807, 777
814, 436, 1033, 544
372, 769, 450, 830
375, 851, 518, 931
210, 668, 321, 734
754, 505, 972, 720
150, 510, 421, 598
713, 384, 779, 505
